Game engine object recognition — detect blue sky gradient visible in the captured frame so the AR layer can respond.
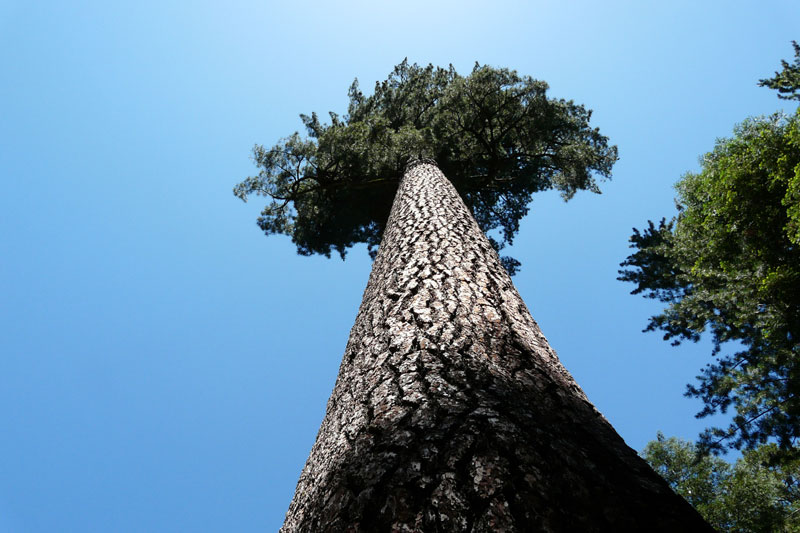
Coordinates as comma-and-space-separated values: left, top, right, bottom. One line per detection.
2, 1, 799, 530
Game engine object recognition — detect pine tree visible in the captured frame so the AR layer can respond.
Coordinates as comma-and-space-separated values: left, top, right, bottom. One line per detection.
236, 62, 712, 531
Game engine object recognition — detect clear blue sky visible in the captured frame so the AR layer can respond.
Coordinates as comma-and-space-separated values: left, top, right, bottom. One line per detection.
1, 1, 798, 530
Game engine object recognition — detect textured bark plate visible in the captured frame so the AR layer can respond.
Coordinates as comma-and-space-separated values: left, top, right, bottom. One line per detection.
281, 161, 712, 532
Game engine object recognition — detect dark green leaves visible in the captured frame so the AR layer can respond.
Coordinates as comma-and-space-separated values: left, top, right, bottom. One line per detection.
620, 111, 800, 457
621, 41, 800, 455
235, 60, 617, 271
759, 41, 800, 101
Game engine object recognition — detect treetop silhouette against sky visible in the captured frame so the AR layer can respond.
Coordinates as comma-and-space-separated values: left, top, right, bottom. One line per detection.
235, 60, 617, 273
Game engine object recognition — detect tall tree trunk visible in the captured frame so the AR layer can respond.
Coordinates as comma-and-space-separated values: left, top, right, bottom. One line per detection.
281, 161, 711, 532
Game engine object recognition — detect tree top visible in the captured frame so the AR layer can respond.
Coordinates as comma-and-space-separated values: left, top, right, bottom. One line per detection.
235, 60, 618, 273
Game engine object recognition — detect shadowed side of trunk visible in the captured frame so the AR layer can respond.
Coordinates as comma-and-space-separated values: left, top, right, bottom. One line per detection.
280, 161, 712, 532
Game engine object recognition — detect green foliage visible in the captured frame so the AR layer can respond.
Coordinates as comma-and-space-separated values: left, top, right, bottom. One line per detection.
760, 41, 800, 101
235, 60, 617, 273
621, 43, 800, 458
642, 434, 800, 532
620, 110, 800, 456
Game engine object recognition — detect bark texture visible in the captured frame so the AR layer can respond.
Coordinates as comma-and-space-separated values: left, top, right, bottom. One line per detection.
281, 161, 712, 532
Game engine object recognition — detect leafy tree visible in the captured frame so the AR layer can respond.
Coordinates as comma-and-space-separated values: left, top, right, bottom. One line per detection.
235, 60, 617, 273
642, 434, 800, 532
619, 44, 800, 457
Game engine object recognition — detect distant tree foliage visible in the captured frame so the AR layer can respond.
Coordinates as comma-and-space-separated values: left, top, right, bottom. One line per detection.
642, 433, 800, 532
235, 60, 617, 273
620, 43, 800, 458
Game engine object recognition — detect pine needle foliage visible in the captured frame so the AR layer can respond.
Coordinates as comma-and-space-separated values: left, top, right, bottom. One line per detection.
235, 60, 617, 273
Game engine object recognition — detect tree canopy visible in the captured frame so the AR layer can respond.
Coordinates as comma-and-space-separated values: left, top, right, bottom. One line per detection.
620, 44, 800, 458
642, 433, 800, 532
235, 60, 617, 273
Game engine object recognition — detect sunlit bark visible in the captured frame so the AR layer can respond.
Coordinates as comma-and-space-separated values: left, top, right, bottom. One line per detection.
281, 161, 711, 532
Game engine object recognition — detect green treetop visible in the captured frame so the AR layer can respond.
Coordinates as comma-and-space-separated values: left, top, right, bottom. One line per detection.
235, 60, 617, 274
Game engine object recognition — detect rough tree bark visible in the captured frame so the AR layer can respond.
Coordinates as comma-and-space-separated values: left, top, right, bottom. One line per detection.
281, 161, 712, 532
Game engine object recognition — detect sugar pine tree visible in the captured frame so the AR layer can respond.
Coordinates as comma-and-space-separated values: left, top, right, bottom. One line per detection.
236, 61, 711, 531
